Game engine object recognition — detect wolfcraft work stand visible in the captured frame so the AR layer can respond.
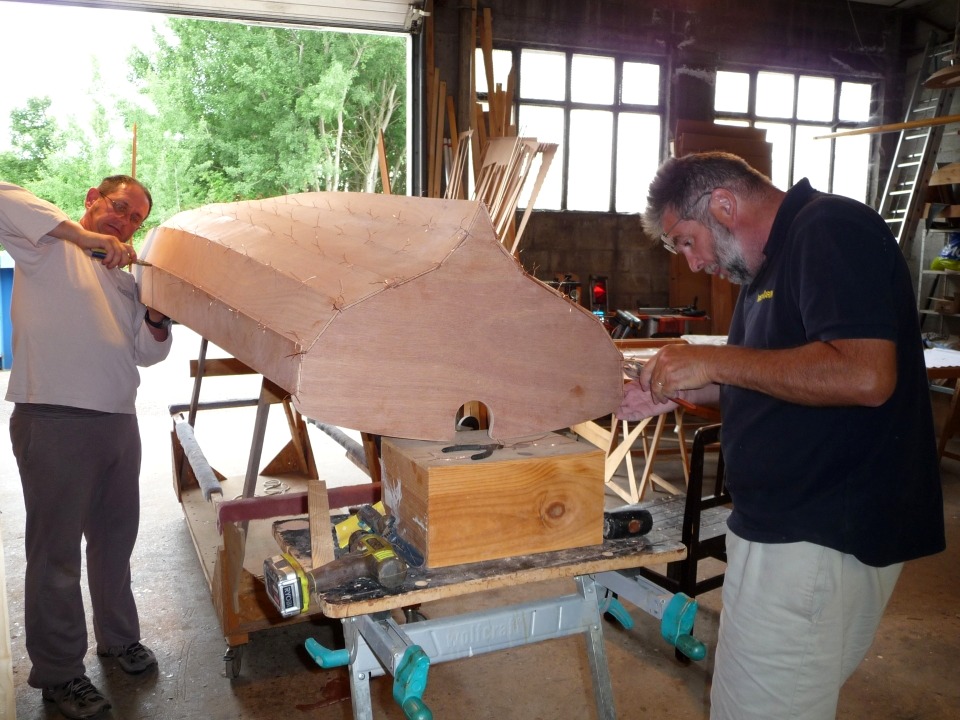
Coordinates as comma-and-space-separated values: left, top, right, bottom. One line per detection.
277, 526, 691, 720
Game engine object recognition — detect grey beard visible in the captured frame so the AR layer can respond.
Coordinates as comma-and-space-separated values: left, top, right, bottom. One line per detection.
709, 218, 754, 285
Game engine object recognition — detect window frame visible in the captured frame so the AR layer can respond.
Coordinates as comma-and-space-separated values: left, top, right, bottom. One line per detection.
713, 65, 881, 201
476, 45, 668, 213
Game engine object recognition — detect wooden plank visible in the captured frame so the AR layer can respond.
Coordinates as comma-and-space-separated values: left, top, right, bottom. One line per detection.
675, 119, 767, 142
189, 357, 256, 378
930, 162, 960, 186
426, 67, 441, 197
814, 112, 960, 140
308, 478, 335, 568
433, 79, 447, 199
376, 129, 391, 195
313, 534, 685, 618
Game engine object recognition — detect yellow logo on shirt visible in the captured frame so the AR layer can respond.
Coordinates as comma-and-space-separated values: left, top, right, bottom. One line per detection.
756, 290, 774, 302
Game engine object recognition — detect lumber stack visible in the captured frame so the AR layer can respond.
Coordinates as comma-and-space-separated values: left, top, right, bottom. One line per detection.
423, 2, 554, 255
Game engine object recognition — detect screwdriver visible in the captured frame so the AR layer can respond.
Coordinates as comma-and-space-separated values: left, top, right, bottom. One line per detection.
90, 248, 153, 267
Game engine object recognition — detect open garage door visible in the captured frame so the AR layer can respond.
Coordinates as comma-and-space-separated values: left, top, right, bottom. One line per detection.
26, 0, 428, 32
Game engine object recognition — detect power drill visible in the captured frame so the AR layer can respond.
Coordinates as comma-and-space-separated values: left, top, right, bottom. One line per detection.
265, 530, 408, 618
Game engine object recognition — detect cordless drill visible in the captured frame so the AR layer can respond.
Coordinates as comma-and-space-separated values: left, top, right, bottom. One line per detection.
264, 530, 408, 618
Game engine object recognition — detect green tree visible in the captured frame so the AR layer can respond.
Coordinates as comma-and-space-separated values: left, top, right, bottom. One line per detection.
0, 97, 63, 184
129, 19, 406, 207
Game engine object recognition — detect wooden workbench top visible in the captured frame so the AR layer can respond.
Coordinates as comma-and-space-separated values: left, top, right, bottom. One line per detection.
274, 519, 686, 618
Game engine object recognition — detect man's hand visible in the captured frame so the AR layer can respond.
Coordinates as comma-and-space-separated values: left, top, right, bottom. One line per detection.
48, 219, 137, 269
640, 344, 715, 403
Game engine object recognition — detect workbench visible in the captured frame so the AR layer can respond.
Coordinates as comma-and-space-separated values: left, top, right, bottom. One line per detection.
275, 521, 687, 719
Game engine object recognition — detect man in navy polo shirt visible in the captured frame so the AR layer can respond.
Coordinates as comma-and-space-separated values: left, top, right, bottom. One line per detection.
619, 151, 944, 720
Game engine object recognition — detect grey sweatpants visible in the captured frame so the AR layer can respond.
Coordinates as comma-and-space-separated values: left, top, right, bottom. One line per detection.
10, 405, 142, 688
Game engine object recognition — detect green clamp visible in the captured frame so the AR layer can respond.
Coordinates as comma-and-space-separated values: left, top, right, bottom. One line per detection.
598, 593, 635, 630
661, 593, 707, 662
304, 637, 350, 668
393, 645, 433, 720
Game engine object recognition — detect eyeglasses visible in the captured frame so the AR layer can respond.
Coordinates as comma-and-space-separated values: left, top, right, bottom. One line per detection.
98, 191, 145, 228
660, 190, 715, 254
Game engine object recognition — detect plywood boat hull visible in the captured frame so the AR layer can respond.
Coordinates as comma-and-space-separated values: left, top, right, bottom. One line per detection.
140, 192, 622, 441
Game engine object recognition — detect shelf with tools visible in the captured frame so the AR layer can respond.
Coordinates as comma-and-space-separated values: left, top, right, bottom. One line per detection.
918, 222, 960, 335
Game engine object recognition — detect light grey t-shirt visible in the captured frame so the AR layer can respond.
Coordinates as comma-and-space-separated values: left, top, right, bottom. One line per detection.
0, 182, 170, 413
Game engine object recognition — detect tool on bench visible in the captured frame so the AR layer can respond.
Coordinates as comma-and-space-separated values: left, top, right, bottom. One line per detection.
264, 531, 408, 618
90, 248, 153, 266
603, 507, 653, 539
440, 442, 502, 460
357, 503, 425, 567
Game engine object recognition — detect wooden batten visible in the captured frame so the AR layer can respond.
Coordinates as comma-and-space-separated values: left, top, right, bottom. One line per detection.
141, 192, 623, 442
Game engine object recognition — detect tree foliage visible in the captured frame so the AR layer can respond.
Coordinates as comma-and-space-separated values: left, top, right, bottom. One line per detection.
2, 16, 407, 239
0, 97, 63, 184
128, 19, 406, 214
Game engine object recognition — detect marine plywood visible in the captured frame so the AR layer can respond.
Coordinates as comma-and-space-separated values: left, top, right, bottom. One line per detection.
141, 192, 622, 441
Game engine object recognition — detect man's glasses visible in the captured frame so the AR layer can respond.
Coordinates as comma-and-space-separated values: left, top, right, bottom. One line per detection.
660, 189, 715, 254
98, 191, 145, 228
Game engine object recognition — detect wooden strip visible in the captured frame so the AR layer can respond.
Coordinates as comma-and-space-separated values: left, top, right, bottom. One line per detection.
432, 79, 447, 198
377, 129, 391, 195
426, 67, 441, 197
504, 68, 516, 135
480, 8, 496, 107
512, 143, 557, 255
473, 102, 486, 178
308, 479, 335, 568
189, 357, 256, 378
215, 484, 381, 527
814, 113, 960, 140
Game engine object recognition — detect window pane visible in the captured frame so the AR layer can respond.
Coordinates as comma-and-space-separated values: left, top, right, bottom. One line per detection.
475, 48, 514, 95
797, 76, 834, 121
518, 104, 564, 209
520, 49, 566, 101
832, 134, 869, 203
616, 113, 661, 213
756, 71, 795, 118
839, 82, 872, 122
755, 121, 792, 189
622, 62, 659, 105
794, 125, 832, 190
571, 54, 614, 105
715, 71, 750, 113
568, 109, 613, 211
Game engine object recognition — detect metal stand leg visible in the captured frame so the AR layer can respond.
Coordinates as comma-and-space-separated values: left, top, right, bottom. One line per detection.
578, 576, 617, 719
343, 618, 376, 720
322, 577, 619, 719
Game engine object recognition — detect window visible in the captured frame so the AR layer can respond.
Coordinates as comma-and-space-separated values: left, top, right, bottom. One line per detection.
714, 70, 875, 202
477, 48, 664, 213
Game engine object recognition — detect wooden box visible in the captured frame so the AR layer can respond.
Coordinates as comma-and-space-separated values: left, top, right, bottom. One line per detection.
381, 430, 604, 568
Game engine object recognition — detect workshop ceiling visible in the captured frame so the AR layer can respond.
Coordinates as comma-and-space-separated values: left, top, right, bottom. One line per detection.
15, 0, 427, 33
853, 0, 939, 7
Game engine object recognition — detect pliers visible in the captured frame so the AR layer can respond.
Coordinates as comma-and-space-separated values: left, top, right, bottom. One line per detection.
441, 443, 502, 460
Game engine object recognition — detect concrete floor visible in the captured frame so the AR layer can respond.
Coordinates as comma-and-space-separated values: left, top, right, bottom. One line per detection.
1, 326, 958, 719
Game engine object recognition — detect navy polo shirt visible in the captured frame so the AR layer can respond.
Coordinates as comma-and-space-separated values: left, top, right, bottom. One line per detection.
721, 179, 944, 567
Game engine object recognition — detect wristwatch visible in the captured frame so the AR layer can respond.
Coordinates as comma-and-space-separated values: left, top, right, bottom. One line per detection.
144, 309, 172, 330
